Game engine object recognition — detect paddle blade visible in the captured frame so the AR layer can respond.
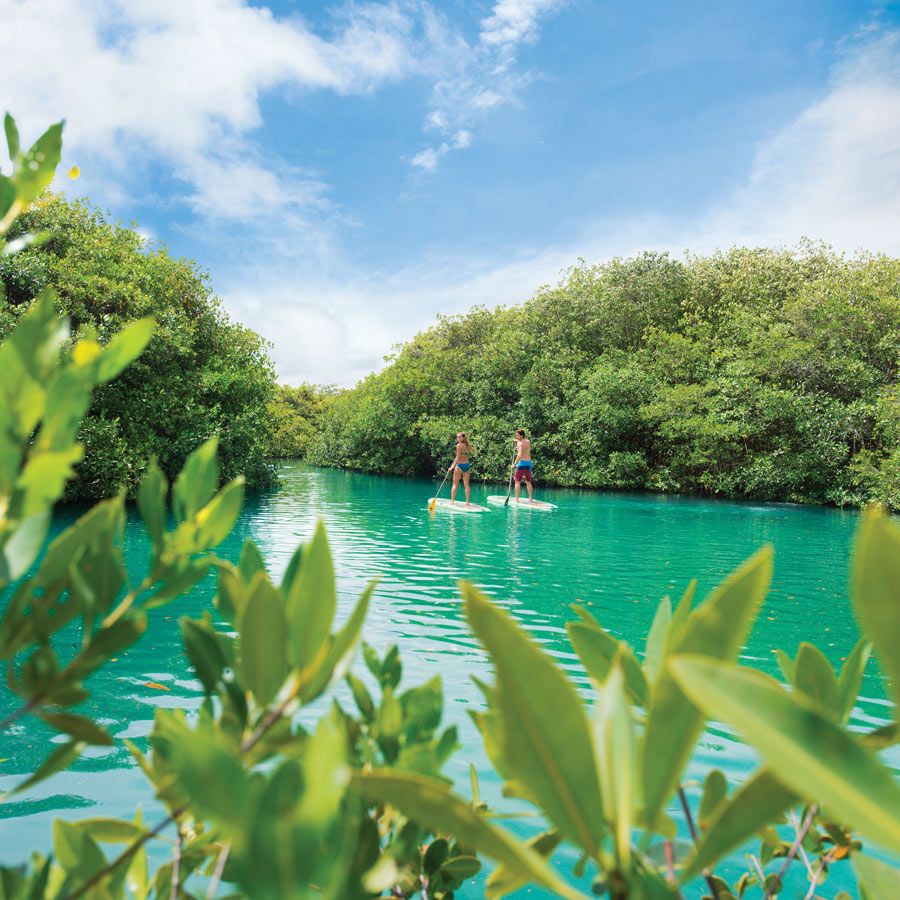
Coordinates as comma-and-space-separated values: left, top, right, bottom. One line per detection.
429, 498, 436, 513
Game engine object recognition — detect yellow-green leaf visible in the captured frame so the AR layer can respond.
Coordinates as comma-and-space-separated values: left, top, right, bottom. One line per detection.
670, 656, 900, 855
465, 584, 605, 855
352, 769, 584, 900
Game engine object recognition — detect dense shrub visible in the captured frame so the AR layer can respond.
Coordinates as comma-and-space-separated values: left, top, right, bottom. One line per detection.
267, 383, 336, 458
0, 195, 276, 500
304, 247, 900, 508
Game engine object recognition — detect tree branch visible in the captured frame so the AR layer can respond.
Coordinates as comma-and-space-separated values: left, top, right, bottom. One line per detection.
678, 785, 721, 900
764, 804, 818, 900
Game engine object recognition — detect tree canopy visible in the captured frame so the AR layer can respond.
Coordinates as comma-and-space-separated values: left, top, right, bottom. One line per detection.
304, 245, 900, 509
0, 195, 276, 500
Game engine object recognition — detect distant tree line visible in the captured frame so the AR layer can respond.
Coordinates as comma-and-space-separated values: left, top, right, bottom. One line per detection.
287, 246, 900, 509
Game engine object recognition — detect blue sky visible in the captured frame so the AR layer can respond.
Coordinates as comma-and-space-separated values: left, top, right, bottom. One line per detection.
3, 0, 900, 384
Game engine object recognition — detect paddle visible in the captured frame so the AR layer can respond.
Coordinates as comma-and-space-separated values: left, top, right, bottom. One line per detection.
503, 445, 517, 506
429, 466, 453, 513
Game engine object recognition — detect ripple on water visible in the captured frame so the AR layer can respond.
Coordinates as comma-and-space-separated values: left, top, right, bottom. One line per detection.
0, 463, 884, 895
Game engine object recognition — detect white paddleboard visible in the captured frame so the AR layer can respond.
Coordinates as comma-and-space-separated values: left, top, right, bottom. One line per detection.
486, 495, 557, 511
428, 498, 490, 514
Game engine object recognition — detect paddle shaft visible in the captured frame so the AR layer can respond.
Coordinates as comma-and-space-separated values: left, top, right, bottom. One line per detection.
430, 465, 453, 509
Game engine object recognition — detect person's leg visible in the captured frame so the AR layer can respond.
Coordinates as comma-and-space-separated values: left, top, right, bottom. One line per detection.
450, 467, 460, 503
463, 470, 471, 505
514, 468, 521, 500
526, 468, 533, 501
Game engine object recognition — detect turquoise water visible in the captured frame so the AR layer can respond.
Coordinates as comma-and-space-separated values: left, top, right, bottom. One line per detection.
1, 463, 892, 895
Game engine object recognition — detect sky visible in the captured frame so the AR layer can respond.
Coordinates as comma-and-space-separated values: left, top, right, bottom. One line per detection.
2, 0, 900, 386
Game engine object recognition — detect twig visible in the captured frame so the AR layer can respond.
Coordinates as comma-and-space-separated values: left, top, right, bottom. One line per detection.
663, 840, 685, 899
764, 804, 818, 900
170, 826, 183, 900
206, 843, 231, 899
678, 785, 721, 900
788, 809, 817, 880
804, 853, 830, 900
69, 807, 183, 899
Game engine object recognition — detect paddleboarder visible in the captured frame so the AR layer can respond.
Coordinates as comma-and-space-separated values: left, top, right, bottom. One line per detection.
448, 432, 473, 506
513, 428, 534, 503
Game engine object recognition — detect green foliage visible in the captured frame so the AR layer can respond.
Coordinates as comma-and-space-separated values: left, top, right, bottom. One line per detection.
0, 192, 276, 501
267, 383, 336, 458
3, 114, 900, 900
311, 248, 900, 509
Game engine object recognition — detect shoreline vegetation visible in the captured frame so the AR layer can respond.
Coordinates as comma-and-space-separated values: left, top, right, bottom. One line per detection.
0, 195, 276, 502
274, 246, 900, 511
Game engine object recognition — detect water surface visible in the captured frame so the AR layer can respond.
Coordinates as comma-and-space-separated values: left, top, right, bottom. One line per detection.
1, 463, 890, 895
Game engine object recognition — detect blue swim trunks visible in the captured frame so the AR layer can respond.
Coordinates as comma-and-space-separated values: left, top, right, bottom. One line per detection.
456, 462, 471, 472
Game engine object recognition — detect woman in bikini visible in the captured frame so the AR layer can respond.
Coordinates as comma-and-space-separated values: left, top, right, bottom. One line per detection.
448, 432, 473, 506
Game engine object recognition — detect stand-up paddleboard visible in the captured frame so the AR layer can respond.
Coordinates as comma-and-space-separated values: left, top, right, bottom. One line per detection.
486, 496, 557, 511
429, 498, 490, 514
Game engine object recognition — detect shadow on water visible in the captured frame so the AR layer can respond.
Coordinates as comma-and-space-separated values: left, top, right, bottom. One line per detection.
1, 462, 893, 895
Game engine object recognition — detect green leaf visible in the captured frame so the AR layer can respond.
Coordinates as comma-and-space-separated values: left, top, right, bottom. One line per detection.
137, 460, 167, 551
854, 853, 900, 900
838, 639, 872, 723
0, 173, 15, 220
567, 618, 648, 706
592, 661, 635, 867
774, 649, 795, 683
4, 114, 20, 162
667, 579, 697, 651
644, 597, 672, 687
300, 580, 376, 703
698, 769, 728, 831
684, 769, 796, 880
145, 558, 211, 606
39, 712, 112, 746
440, 855, 481, 882
194, 477, 245, 549
10, 740, 86, 796
352, 769, 584, 900
239, 573, 288, 705
53, 819, 106, 877
464, 583, 605, 855
96, 318, 154, 382
76, 613, 147, 673
347, 672, 374, 719
852, 509, 900, 708
172, 436, 219, 523
298, 711, 349, 825
0, 510, 50, 582
180, 617, 227, 695
239, 539, 267, 583
76, 818, 147, 843
286, 521, 336, 670
485, 830, 562, 899
670, 656, 900, 855
168, 722, 249, 827
15, 122, 64, 204
642, 546, 772, 828
794, 642, 840, 718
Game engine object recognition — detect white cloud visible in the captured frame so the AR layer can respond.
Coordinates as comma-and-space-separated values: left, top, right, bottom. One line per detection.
246, 26, 900, 386
0, 0, 420, 216
480, 0, 563, 50
411, 0, 565, 171
411, 147, 442, 171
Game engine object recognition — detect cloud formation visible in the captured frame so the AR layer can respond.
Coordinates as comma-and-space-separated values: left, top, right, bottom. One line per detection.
410, 0, 565, 171
244, 25, 900, 386
0, 0, 419, 215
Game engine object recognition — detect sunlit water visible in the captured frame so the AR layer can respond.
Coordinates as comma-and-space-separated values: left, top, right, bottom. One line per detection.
1, 463, 893, 896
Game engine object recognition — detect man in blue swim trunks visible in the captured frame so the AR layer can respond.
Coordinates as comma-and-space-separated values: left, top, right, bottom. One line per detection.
513, 428, 534, 503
